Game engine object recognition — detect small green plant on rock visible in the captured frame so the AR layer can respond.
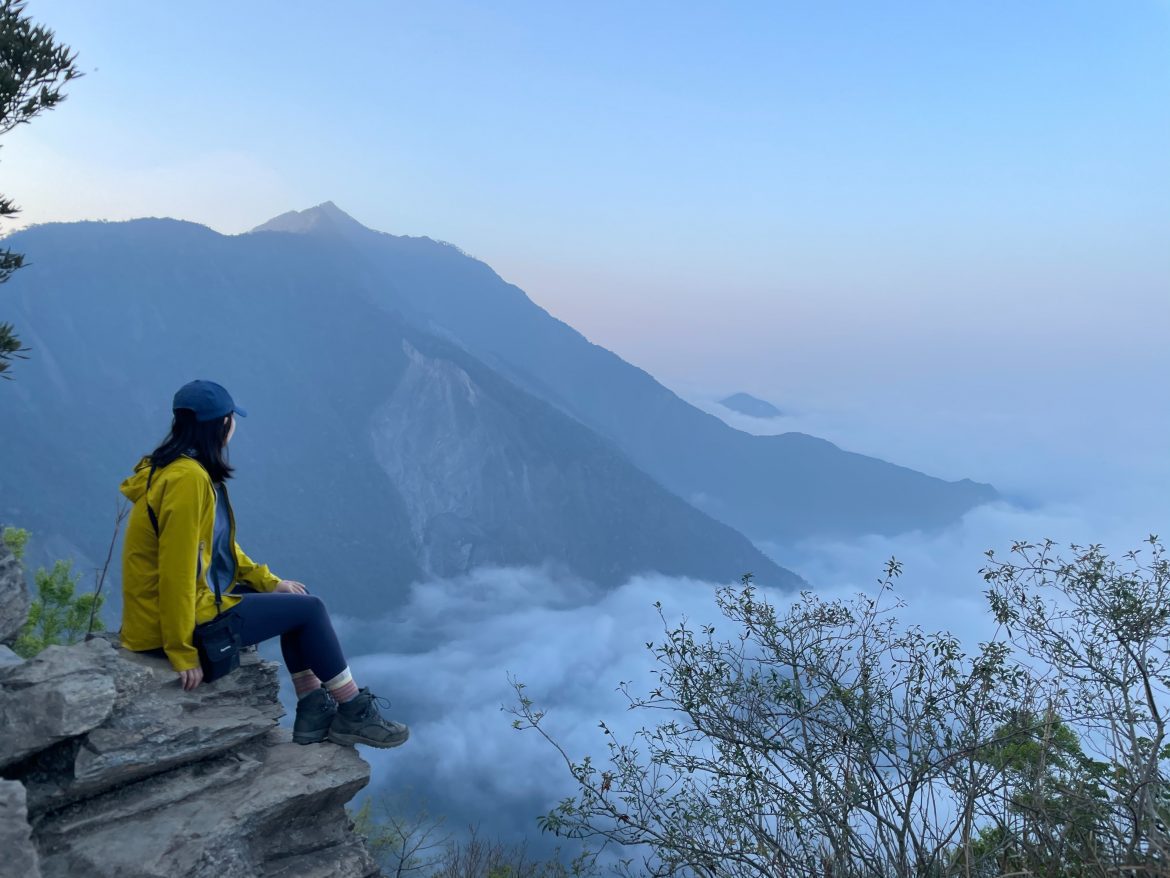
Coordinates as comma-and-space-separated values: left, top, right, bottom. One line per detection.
3, 524, 29, 560
4, 526, 104, 658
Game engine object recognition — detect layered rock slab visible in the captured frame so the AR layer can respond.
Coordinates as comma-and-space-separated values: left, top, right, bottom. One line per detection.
0, 640, 118, 769
33, 729, 377, 878
0, 638, 380, 877
13, 643, 283, 812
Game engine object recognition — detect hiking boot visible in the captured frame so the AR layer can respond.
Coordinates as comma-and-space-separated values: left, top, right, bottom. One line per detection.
292, 687, 337, 744
327, 688, 410, 749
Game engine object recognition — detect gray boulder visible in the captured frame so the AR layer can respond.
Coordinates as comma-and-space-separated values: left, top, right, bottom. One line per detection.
0, 640, 118, 769
0, 539, 29, 646
0, 779, 41, 878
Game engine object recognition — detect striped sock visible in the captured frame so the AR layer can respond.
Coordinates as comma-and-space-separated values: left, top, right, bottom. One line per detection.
323, 667, 359, 704
291, 669, 322, 700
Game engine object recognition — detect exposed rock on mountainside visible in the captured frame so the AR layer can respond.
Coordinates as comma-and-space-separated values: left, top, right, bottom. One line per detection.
369, 335, 799, 586
0, 542, 380, 878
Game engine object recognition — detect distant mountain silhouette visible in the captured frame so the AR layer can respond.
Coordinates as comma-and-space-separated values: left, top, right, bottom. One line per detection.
0, 217, 800, 616
248, 203, 996, 543
720, 393, 783, 419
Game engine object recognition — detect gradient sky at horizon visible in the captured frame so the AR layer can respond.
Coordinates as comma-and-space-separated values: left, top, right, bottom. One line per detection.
6, 1, 1170, 495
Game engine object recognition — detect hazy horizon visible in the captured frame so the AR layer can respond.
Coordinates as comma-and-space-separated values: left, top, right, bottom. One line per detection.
6, 2, 1167, 439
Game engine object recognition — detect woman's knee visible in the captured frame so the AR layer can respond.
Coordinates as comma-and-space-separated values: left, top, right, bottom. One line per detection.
299, 593, 326, 616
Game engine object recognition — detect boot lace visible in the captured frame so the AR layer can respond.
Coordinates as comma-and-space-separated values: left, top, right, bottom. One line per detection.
358, 691, 393, 720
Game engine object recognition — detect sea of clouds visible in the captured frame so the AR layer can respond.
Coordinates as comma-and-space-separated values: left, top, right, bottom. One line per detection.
281, 365, 1169, 859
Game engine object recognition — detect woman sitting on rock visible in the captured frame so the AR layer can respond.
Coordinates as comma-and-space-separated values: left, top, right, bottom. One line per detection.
119, 379, 409, 750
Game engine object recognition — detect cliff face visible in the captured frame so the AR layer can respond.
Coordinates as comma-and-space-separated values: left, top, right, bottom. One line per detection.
0, 541, 28, 664
0, 541, 380, 878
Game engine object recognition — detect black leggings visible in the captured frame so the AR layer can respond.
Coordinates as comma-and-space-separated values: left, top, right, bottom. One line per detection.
232, 592, 348, 682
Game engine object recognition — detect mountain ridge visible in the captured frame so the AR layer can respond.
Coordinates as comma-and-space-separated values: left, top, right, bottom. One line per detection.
1, 207, 997, 623
0, 217, 802, 615
238, 203, 996, 541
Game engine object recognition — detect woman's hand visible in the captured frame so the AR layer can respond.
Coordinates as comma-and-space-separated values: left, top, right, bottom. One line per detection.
275, 579, 308, 595
179, 666, 204, 691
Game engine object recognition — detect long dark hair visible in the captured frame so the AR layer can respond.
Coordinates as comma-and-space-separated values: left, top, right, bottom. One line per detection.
149, 409, 234, 483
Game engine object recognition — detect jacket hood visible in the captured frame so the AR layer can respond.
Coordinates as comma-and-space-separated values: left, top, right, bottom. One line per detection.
119, 457, 154, 502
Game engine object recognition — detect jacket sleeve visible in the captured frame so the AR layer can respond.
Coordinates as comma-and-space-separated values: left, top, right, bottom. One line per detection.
156, 472, 210, 671
235, 542, 281, 592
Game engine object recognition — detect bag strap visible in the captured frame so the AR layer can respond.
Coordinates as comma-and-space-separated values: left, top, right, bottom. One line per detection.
145, 463, 160, 537
144, 461, 224, 615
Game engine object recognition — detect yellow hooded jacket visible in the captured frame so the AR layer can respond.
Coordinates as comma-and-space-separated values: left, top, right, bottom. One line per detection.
119, 456, 281, 671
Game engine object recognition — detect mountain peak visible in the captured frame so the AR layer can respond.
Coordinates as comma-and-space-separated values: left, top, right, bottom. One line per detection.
250, 201, 373, 236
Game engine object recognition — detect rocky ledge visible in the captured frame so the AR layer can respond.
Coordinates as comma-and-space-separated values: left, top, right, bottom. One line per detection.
0, 542, 380, 878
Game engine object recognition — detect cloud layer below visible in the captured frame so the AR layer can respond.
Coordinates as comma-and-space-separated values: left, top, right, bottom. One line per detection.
306, 372, 1170, 854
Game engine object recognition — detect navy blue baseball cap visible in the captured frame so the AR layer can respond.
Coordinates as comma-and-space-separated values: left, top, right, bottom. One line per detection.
172, 380, 248, 422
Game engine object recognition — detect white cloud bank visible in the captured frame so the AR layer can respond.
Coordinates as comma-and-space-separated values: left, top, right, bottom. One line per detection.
268, 354, 1170, 858
315, 389, 1169, 853
326, 512, 1164, 851
335, 566, 731, 841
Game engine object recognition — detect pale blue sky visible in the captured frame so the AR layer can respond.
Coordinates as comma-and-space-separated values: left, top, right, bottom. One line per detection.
6, 1, 1170, 492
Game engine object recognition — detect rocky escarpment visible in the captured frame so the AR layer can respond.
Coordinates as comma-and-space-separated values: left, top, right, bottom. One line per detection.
0, 540, 29, 667
0, 540, 380, 878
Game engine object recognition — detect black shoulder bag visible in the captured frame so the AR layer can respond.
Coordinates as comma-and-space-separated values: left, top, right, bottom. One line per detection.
145, 463, 241, 682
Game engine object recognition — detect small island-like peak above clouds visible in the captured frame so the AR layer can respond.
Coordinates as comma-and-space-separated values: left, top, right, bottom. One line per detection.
720, 392, 783, 419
